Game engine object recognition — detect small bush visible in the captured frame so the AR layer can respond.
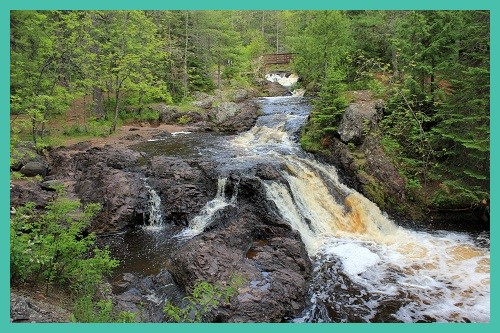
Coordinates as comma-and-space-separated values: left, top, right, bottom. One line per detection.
177, 115, 192, 125
71, 296, 137, 323
164, 275, 245, 323
10, 192, 118, 295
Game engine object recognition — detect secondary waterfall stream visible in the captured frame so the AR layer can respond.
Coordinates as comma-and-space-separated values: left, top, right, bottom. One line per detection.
121, 96, 489, 323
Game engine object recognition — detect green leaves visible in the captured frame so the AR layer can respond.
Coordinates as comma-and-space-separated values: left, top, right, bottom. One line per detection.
163, 275, 245, 323
10, 193, 118, 295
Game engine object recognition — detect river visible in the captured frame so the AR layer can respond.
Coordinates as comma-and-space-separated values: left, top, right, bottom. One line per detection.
109, 96, 490, 323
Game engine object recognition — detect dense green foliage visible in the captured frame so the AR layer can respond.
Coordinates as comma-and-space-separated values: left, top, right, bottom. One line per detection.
10, 193, 118, 295
290, 10, 489, 211
163, 275, 245, 323
10, 10, 281, 139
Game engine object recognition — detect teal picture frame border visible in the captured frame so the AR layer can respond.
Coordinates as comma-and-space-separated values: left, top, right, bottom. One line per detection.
1, 0, 496, 332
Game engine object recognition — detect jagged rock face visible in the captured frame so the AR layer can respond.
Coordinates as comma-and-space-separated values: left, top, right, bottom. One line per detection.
48, 146, 149, 233
338, 97, 384, 145
46, 146, 222, 233
146, 156, 218, 226
10, 180, 57, 209
167, 176, 312, 323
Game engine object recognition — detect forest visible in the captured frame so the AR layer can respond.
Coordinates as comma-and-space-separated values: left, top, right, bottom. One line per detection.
11, 10, 490, 214
10, 10, 490, 323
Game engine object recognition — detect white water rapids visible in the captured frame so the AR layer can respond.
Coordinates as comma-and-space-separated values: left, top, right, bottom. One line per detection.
171, 96, 490, 322
235, 97, 489, 322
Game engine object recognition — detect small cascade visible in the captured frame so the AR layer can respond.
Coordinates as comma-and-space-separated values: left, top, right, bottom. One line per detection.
175, 178, 236, 239
143, 181, 164, 231
265, 72, 299, 88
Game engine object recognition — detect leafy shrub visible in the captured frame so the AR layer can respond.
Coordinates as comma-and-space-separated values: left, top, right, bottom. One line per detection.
10, 193, 118, 295
163, 275, 245, 323
177, 115, 192, 125
71, 295, 137, 323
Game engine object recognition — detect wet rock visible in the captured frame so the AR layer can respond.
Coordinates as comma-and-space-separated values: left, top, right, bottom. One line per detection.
167, 177, 312, 322
262, 81, 289, 97
113, 270, 186, 322
338, 97, 384, 145
255, 163, 283, 181
151, 131, 172, 140
151, 156, 203, 181
20, 161, 48, 177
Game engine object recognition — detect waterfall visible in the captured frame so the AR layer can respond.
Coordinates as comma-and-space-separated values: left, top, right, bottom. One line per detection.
175, 178, 236, 239
261, 155, 489, 323
228, 96, 489, 323
265, 72, 299, 88
142, 181, 164, 231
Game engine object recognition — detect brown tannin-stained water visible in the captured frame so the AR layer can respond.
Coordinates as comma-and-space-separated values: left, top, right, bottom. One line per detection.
118, 96, 490, 322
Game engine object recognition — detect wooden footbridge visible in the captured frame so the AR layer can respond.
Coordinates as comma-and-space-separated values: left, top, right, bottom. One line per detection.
262, 53, 295, 66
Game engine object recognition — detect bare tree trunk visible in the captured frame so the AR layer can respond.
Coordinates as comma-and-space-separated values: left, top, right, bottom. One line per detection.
92, 87, 104, 118
261, 11, 265, 35
276, 14, 279, 53
112, 84, 120, 133
111, 12, 129, 133
217, 48, 221, 88
183, 11, 189, 98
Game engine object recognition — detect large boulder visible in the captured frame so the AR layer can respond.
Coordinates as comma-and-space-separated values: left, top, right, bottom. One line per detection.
10, 179, 57, 210
209, 101, 259, 133
211, 102, 239, 123
151, 104, 180, 124
147, 157, 217, 226
191, 94, 216, 109
338, 97, 384, 145
10, 145, 46, 171
19, 161, 49, 177
262, 81, 289, 97
113, 270, 186, 322
232, 89, 249, 103
74, 168, 148, 233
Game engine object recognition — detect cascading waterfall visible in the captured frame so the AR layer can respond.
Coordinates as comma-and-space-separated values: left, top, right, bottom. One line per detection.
175, 178, 238, 239
143, 180, 164, 231
226, 96, 489, 322
137, 95, 488, 322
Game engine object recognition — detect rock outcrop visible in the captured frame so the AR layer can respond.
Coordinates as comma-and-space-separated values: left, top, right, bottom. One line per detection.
155, 88, 259, 133
167, 175, 312, 322
338, 95, 384, 145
